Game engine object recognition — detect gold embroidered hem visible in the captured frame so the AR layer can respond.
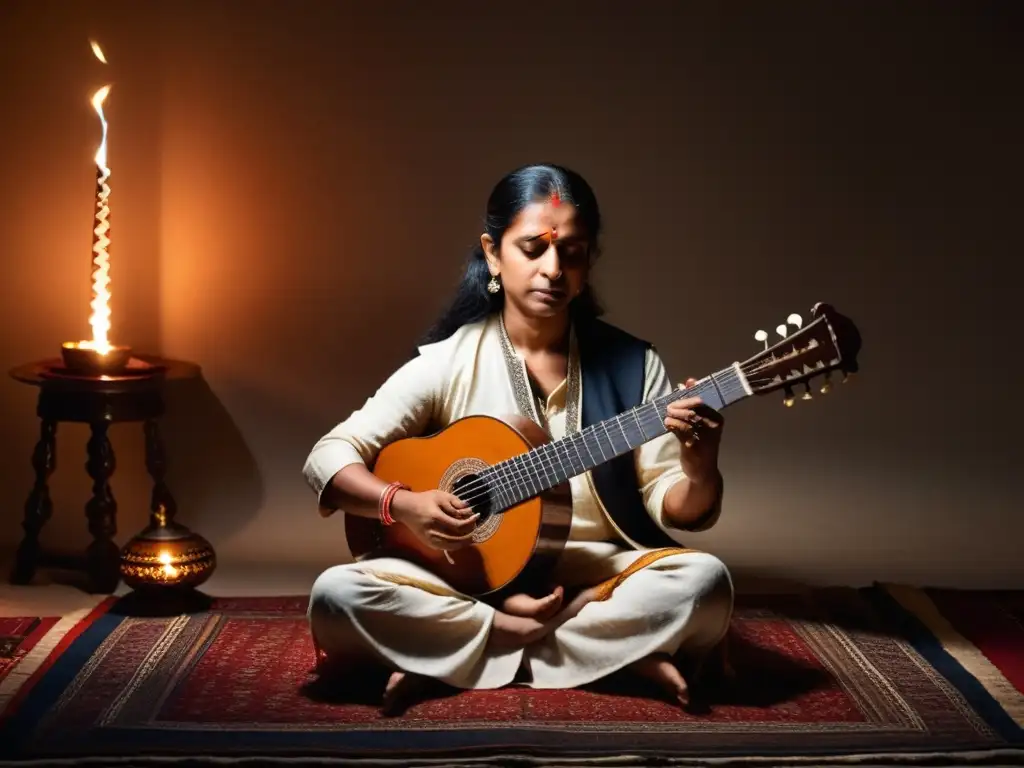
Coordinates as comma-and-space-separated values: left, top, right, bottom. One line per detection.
363, 569, 465, 599
592, 546, 699, 602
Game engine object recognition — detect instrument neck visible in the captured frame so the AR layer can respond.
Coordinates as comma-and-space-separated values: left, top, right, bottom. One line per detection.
484, 363, 750, 509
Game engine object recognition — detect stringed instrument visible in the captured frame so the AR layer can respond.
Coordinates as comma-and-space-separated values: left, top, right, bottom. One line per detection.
346, 302, 861, 597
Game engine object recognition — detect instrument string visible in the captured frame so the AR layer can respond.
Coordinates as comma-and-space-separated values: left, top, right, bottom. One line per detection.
397, 330, 825, 511
445, 370, 783, 511
453, 372, 788, 509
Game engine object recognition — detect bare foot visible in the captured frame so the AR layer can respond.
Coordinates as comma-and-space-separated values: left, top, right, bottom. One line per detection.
381, 670, 429, 715
502, 586, 564, 620
488, 610, 551, 651
558, 585, 599, 623
488, 586, 600, 652
628, 652, 690, 708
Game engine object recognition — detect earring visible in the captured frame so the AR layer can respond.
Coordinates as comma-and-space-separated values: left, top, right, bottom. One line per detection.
487, 275, 501, 294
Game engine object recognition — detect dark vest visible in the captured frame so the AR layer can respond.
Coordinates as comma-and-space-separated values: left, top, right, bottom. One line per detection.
575, 318, 679, 549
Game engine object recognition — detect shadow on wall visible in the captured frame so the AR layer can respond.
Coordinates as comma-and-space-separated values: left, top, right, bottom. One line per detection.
194, 375, 360, 566
159, 375, 264, 546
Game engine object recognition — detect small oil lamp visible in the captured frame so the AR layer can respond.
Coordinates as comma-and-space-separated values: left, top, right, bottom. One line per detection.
120, 504, 217, 591
61, 41, 132, 376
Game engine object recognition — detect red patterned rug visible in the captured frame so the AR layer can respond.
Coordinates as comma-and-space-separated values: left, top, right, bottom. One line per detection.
0, 600, 108, 722
0, 586, 1021, 766
0, 618, 57, 684
924, 589, 1024, 695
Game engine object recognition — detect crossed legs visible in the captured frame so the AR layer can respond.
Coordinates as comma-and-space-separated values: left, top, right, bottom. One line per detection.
307, 547, 733, 712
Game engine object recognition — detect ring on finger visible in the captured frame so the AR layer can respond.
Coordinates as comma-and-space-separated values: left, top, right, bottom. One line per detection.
687, 415, 704, 445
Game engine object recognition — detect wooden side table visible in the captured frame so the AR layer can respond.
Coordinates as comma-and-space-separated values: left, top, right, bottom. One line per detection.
8, 355, 201, 593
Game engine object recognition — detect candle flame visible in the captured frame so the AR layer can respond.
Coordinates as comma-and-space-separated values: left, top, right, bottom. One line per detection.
90, 40, 107, 64
90, 85, 110, 171
86, 41, 113, 354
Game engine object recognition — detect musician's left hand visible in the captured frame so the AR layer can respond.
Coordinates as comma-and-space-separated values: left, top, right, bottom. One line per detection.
664, 377, 724, 482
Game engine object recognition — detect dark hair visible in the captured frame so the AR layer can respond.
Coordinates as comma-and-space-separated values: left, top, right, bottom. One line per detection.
420, 163, 604, 345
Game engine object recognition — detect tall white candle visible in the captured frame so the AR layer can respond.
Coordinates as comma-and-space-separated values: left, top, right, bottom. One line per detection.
87, 41, 112, 354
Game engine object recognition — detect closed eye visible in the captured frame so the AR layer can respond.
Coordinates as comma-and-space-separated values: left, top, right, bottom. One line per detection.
518, 235, 588, 256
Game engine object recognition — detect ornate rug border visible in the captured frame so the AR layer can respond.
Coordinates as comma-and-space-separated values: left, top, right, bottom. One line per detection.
2, 747, 1024, 767
863, 584, 1022, 743
881, 583, 1024, 727
0, 596, 113, 723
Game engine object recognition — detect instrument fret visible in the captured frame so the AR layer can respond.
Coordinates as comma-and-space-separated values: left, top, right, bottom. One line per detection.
484, 365, 748, 509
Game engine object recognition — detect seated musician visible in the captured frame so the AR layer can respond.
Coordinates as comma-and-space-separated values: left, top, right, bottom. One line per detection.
303, 163, 734, 713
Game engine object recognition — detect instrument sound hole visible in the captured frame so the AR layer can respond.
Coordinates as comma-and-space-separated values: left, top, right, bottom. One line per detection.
452, 473, 496, 524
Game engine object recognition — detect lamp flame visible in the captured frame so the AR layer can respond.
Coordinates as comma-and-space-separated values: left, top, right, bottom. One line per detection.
158, 551, 179, 578
85, 41, 112, 355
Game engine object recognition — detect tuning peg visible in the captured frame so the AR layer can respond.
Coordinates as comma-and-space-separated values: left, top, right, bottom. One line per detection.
783, 385, 795, 407
776, 324, 788, 339
801, 382, 813, 400
787, 313, 803, 328
754, 330, 768, 351
820, 371, 832, 394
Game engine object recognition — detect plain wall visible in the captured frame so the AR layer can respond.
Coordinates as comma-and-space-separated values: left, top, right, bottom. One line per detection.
1, 1, 1019, 588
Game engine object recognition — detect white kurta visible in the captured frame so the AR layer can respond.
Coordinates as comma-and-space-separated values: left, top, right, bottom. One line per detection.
304, 314, 733, 690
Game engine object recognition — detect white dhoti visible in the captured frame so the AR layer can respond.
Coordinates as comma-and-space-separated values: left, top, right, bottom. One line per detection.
307, 541, 734, 690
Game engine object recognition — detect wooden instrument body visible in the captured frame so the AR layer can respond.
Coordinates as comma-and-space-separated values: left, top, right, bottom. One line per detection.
344, 414, 573, 598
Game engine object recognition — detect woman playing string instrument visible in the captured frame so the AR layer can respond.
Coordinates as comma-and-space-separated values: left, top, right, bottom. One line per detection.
304, 163, 733, 713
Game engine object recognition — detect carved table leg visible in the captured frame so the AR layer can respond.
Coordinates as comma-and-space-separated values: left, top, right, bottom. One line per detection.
11, 419, 57, 585
144, 419, 177, 524
85, 421, 120, 593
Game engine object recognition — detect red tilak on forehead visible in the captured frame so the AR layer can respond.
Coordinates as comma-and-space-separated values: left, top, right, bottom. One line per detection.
550, 190, 561, 207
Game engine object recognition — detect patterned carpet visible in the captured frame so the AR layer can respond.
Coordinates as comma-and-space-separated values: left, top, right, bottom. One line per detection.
0, 585, 1022, 766
0, 618, 57, 685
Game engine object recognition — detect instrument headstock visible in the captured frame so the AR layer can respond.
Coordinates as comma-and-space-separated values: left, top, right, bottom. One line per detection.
742, 303, 861, 406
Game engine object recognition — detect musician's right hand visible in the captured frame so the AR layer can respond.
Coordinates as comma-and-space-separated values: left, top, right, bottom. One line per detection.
390, 489, 479, 551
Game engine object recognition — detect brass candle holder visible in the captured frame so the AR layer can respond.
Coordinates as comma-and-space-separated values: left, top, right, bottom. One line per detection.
61, 341, 133, 375
120, 504, 216, 591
